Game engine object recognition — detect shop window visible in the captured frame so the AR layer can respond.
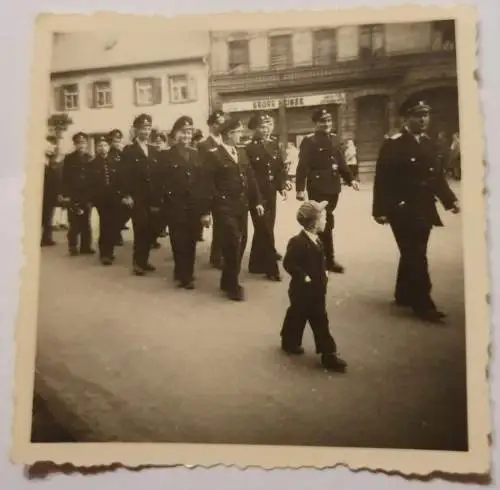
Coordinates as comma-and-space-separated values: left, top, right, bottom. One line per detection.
228, 39, 250, 72
359, 24, 385, 59
269, 35, 293, 69
313, 29, 337, 66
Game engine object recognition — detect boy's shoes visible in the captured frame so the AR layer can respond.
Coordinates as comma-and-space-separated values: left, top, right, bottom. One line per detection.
80, 248, 96, 255
321, 353, 347, 372
100, 257, 113, 266
69, 248, 79, 256
281, 344, 305, 355
144, 263, 156, 272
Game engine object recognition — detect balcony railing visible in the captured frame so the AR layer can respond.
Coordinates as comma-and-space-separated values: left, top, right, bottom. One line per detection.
210, 45, 456, 90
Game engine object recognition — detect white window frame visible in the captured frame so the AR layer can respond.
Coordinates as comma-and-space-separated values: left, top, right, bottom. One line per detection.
168, 74, 193, 104
94, 81, 113, 108
135, 78, 154, 106
62, 84, 79, 111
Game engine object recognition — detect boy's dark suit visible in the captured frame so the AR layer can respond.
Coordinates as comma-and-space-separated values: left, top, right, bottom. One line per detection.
281, 230, 337, 354
121, 141, 164, 270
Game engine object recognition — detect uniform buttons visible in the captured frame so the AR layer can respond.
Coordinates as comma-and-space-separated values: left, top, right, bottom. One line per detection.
429, 167, 434, 172
410, 157, 416, 163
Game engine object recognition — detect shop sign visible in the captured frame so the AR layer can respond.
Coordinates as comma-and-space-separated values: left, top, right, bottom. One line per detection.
223, 92, 346, 113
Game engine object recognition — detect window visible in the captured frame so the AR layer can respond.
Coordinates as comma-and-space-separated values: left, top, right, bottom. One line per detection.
431, 20, 456, 51
62, 84, 79, 110
93, 81, 112, 108
134, 78, 162, 106
168, 75, 197, 104
359, 24, 385, 59
228, 40, 250, 72
313, 29, 337, 66
269, 35, 293, 69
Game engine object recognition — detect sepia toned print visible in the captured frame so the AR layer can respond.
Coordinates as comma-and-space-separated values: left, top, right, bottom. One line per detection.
12, 5, 490, 475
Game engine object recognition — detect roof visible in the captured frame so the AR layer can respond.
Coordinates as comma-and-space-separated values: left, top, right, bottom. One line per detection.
51, 30, 210, 73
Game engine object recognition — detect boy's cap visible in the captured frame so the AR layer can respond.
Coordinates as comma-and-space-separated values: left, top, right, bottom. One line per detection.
297, 200, 328, 224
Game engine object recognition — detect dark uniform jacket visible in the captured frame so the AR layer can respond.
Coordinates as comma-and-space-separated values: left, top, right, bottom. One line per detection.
283, 230, 328, 298
245, 135, 286, 202
61, 150, 93, 204
163, 144, 208, 223
205, 145, 263, 216
372, 128, 457, 227
197, 135, 221, 155
89, 154, 124, 202
296, 131, 353, 196
43, 160, 61, 206
121, 141, 164, 212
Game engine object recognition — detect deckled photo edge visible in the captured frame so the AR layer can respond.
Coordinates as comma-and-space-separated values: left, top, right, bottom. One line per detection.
10, 3, 490, 477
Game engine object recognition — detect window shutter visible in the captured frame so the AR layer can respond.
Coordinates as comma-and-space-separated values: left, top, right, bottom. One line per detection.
87, 82, 95, 108
152, 78, 162, 105
187, 76, 197, 102
166, 76, 173, 103
53, 86, 63, 111
133, 79, 138, 106
107, 81, 113, 107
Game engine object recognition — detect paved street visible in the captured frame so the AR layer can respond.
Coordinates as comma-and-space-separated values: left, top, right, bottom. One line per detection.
32, 181, 468, 451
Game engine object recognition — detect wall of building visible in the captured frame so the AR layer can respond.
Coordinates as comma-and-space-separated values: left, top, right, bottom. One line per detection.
210, 22, 436, 73
51, 60, 209, 154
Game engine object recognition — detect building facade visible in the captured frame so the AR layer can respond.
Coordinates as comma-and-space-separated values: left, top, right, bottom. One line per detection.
50, 31, 211, 154
209, 21, 458, 172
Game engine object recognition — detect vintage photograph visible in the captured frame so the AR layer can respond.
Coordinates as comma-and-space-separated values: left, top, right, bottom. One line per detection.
12, 6, 490, 473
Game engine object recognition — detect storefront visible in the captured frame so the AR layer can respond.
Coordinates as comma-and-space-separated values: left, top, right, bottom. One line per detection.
355, 94, 390, 166
221, 92, 346, 143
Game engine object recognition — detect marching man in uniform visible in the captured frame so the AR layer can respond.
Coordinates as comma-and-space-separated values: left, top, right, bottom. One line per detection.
204, 117, 264, 302
245, 112, 287, 281
121, 114, 165, 276
296, 107, 360, 273
90, 136, 124, 266
61, 132, 95, 256
163, 116, 211, 290
372, 97, 460, 323
198, 110, 227, 270
107, 129, 128, 246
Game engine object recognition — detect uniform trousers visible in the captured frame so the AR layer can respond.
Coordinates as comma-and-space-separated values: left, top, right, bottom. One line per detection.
169, 215, 200, 283
248, 193, 278, 275
95, 196, 121, 259
281, 289, 337, 354
67, 204, 92, 252
131, 208, 162, 268
307, 192, 340, 268
390, 220, 434, 312
41, 196, 55, 243
217, 210, 248, 292
210, 215, 224, 267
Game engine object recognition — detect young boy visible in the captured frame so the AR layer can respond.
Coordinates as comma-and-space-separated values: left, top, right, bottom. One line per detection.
281, 200, 347, 372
